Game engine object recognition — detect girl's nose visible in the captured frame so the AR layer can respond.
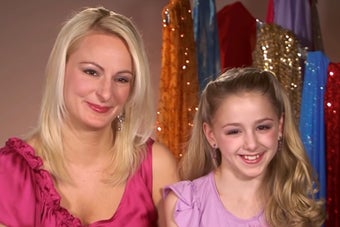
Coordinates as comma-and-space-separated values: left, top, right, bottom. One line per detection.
243, 132, 258, 151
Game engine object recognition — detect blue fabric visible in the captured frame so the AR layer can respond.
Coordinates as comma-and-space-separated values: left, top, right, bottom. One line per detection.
192, 0, 221, 92
299, 51, 329, 200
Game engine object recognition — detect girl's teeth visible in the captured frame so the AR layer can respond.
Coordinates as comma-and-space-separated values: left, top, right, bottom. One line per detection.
244, 155, 260, 160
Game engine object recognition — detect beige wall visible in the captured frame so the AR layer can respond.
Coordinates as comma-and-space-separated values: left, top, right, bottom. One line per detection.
1, 0, 339, 146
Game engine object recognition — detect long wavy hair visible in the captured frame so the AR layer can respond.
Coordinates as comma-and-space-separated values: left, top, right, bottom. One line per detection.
28, 7, 155, 185
179, 67, 325, 226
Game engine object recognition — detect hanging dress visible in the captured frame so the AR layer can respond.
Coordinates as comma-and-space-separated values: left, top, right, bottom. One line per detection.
324, 62, 340, 227
252, 23, 304, 121
271, 0, 312, 49
192, 0, 221, 92
299, 51, 329, 201
156, 0, 199, 159
217, 1, 256, 69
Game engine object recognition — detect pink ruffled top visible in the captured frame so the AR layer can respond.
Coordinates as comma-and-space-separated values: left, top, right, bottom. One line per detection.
163, 172, 268, 227
0, 137, 158, 227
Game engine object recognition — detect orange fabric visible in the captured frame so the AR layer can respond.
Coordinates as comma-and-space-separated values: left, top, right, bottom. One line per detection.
156, 0, 199, 159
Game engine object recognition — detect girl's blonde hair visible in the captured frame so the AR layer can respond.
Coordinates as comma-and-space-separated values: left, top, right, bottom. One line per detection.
179, 67, 325, 226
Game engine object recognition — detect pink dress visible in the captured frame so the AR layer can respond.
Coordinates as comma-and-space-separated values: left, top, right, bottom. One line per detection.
164, 172, 268, 227
0, 137, 158, 227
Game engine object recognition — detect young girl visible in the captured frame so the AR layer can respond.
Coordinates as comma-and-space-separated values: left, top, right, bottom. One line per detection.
164, 67, 325, 227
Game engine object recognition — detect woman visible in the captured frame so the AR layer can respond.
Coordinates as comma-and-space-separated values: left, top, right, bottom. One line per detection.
0, 7, 178, 227
164, 67, 325, 226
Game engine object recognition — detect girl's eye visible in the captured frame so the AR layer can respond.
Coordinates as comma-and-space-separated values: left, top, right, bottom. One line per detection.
84, 69, 98, 77
226, 129, 240, 135
257, 125, 271, 131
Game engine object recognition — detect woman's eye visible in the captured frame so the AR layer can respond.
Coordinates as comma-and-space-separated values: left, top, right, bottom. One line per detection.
115, 77, 130, 83
84, 69, 98, 77
114, 74, 132, 84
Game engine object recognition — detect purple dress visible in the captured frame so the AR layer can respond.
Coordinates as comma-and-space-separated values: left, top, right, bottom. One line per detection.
0, 138, 158, 227
164, 172, 268, 227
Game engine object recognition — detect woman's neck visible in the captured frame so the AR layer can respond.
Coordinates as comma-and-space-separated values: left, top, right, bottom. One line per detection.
61, 124, 114, 167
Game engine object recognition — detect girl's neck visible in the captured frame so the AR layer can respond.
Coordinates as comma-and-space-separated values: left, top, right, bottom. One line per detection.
213, 168, 266, 219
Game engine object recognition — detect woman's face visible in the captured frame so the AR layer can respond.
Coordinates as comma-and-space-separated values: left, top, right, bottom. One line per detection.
204, 91, 283, 181
63, 32, 133, 131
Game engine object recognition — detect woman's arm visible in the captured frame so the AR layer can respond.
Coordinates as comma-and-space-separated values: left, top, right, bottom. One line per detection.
151, 142, 179, 227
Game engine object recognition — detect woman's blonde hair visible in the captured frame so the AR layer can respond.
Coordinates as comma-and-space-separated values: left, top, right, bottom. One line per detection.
179, 67, 325, 226
28, 7, 155, 185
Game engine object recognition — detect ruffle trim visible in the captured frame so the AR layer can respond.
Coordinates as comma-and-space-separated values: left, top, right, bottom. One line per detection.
5, 138, 82, 226
165, 181, 201, 227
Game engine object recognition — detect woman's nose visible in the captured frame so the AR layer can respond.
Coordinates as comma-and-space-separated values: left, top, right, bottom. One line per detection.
96, 78, 113, 101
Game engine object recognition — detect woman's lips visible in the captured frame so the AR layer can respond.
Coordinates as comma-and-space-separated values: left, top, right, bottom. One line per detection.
87, 102, 112, 113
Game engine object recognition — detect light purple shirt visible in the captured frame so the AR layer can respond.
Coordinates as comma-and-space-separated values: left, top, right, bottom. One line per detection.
164, 172, 268, 227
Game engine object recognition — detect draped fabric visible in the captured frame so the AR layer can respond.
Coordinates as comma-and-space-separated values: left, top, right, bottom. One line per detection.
217, 1, 256, 70
324, 63, 340, 227
272, 0, 312, 49
310, 0, 324, 51
192, 0, 221, 92
156, 0, 199, 159
252, 23, 303, 121
266, 0, 275, 23
299, 51, 329, 200
0, 138, 158, 227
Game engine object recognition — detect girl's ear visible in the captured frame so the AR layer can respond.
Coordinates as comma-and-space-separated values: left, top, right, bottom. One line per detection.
203, 122, 216, 147
278, 114, 284, 138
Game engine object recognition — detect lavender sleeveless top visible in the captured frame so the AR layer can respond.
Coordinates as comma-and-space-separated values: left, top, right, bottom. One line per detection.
164, 172, 268, 227
0, 137, 157, 227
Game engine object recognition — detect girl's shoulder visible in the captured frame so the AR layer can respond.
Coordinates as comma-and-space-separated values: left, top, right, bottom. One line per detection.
163, 173, 214, 227
164, 172, 213, 202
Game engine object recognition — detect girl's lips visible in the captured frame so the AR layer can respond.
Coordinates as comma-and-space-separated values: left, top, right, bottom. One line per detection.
239, 153, 264, 164
87, 102, 112, 113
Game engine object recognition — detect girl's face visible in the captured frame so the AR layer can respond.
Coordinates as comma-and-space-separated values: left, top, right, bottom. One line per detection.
204, 91, 283, 181
63, 33, 133, 131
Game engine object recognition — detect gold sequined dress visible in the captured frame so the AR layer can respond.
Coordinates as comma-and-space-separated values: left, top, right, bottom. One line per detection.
252, 23, 304, 121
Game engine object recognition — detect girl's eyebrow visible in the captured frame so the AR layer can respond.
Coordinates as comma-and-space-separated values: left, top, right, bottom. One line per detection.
221, 118, 274, 128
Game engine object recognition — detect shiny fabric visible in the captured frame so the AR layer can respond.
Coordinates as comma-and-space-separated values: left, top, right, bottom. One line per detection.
299, 51, 329, 200
156, 0, 199, 159
192, 0, 221, 92
163, 172, 268, 227
0, 138, 157, 227
217, 1, 256, 69
273, 0, 312, 49
252, 23, 303, 121
324, 63, 340, 227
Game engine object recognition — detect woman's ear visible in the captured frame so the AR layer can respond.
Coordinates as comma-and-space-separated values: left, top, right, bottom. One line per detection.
203, 122, 216, 147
